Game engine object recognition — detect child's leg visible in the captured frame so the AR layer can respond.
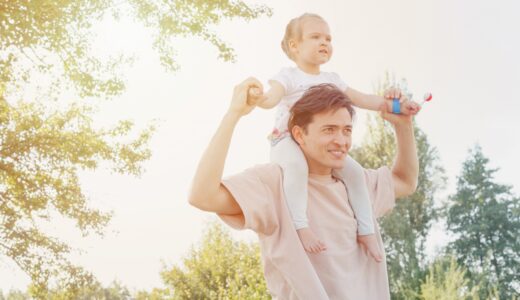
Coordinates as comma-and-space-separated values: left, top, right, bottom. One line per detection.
270, 137, 309, 230
335, 156, 382, 262
335, 156, 375, 235
271, 137, 326, 253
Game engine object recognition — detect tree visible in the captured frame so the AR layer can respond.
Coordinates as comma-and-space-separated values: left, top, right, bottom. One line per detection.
2, 281, 139, 300
418, 256, 480, 300
1, 0, 271, 296
1, 0, 272, 99
159, 221, 269, 299
350, 74, 446, 299
0, 289, 30, 300
0, 87, 153, 297
446, 145, 520, 299
45, 280, 132, 300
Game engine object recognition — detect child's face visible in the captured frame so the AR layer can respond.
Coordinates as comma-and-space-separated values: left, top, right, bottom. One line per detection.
292, 18, 332, 66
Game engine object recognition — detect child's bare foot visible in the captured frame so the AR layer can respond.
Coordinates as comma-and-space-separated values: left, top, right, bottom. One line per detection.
297, 228, 327, 254
357, 234, 383, 262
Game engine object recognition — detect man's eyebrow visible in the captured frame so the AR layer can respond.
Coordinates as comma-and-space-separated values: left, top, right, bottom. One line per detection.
321, 124, 353, 129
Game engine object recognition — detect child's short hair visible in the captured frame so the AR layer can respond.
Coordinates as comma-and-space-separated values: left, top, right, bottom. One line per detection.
288, 84, 355, 136
281, 13, 326, 61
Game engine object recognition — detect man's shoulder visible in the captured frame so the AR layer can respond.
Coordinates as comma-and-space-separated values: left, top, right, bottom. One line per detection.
362, 166, 392, 184
241, 163, 283, 183
362, 166, 395, 218
225, 163, 282, 186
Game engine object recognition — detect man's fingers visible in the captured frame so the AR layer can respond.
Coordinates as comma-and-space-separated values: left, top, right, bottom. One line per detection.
243, 77, 263, 91
384, 87, 401, 99
250, 87, 260, 94
247, 87, 263, 106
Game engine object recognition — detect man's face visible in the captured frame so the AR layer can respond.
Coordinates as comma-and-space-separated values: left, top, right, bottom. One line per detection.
294, 108, 353, 175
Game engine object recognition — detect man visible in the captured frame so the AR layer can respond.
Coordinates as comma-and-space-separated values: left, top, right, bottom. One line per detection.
189, 78, 419, 299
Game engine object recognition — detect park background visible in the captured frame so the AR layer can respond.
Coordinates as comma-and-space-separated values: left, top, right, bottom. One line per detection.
0, 0, 518, 299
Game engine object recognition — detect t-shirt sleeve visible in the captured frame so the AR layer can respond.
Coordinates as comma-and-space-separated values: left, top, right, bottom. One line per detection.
218, 165, 280, 236
330, 72, 348, 91
269, 67, 293, 94
364, 166, 396, 219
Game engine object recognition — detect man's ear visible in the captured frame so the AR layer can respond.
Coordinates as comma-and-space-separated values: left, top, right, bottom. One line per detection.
291, 125, 305, 146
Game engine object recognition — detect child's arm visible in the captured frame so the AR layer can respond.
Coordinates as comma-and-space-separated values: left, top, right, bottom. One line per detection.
249, 80, 285, 109
345, 87, 420, 115
345, 86, 392, 111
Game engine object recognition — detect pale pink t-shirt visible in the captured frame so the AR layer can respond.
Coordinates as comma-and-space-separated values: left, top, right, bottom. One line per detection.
218, 164, 395, 300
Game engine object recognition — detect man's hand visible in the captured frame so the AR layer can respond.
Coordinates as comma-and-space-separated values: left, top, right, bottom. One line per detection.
379, 103, 413, 127
247, 86, 268, 107
383, 87, 421, 116
400, 100, 421, 115
228, 77, 263, 117
383, 87, 402, 101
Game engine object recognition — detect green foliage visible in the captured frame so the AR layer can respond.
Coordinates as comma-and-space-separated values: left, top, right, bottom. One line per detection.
2, 281, 144, 300
48, 280, 132, 300
135, 288, 169, 300
128, 0, 272, 71
350, 74, 446, 299
0, 289, 30, 300
418, 256, 480, 300
1, 0, 271, 297
0, 0, 272, 99
0, 92, 153, 297
160, 221, 270, 300
445, 145, 520, 299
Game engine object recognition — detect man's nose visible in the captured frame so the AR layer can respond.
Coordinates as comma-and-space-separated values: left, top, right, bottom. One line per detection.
333, 133, 349, 145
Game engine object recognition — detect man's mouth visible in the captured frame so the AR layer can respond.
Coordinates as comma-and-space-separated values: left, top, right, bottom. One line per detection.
319, 49, 328, 55
328, 149, 345, 159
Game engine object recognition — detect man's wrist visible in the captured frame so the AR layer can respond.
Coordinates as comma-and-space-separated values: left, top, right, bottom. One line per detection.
392, 119, 413, 131
224, 110, 243, 123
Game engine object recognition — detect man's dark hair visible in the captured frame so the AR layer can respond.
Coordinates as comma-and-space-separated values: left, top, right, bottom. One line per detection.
288, 83, 355, 136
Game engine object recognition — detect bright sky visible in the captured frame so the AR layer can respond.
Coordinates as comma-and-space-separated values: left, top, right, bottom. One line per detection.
1, 0, 519, 293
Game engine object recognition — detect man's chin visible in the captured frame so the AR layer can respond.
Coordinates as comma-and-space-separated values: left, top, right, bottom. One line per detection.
330, 160, 346, 170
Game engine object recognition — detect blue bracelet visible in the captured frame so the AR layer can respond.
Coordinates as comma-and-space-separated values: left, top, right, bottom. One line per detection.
392, 98, 401, 114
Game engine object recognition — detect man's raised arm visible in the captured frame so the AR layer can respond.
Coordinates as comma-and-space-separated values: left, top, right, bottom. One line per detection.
380, 106, 419, 198
188, 78, 263, 214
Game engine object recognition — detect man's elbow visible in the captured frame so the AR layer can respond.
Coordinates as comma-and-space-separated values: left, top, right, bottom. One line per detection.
408, 179, 419, 195
189, 190, 222, 213
188, 191, 208, 211
402, 178, 418, 197
394, 171, 418, 197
